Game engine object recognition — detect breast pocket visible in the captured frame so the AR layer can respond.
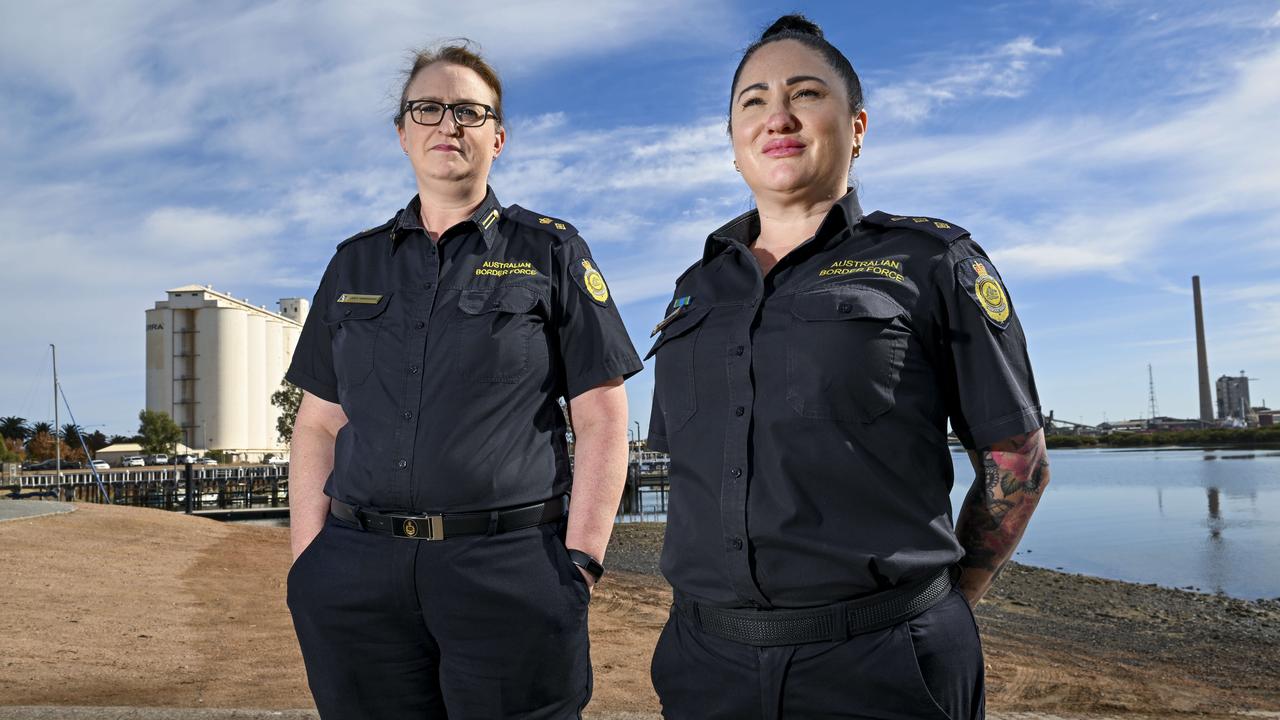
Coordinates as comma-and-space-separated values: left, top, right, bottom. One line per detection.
455, 285, 547, 384
786, 287, 909, 424
644, 306, 711, 434
323, 293, 392, 390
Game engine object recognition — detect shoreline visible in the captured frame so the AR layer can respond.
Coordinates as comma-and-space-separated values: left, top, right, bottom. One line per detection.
1, 502, 1276, 715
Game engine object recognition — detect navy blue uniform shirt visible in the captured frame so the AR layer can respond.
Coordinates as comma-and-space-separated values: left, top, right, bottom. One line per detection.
647, 190, 1042, 609
287, 188, 643, 513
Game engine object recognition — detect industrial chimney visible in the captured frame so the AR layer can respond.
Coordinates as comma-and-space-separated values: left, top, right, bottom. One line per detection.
1192, 276, 1213, 422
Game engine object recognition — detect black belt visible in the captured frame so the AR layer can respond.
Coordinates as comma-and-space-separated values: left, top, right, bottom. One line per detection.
329, 496, 567, 541
676, 566, 957, 647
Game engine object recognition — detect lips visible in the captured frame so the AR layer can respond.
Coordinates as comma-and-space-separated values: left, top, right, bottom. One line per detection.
762, 138, 806, 158
431, 144, 462, 153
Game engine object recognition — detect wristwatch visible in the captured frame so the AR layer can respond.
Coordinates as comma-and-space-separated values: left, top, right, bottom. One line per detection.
567, 549, 605, 583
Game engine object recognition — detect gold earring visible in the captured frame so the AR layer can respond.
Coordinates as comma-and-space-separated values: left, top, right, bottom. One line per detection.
852, 145, 861, 159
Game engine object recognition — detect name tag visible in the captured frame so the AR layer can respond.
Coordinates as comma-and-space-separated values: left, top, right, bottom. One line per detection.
337, 293, 383, 304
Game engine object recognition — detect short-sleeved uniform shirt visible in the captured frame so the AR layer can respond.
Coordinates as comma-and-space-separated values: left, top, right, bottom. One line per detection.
647, 190, 1042, 609
287, 188, 643, 513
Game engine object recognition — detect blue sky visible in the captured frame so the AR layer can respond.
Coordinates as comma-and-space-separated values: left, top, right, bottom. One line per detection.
2, 0, 1278, 438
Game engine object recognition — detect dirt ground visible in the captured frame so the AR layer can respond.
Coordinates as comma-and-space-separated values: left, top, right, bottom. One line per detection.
1, 503, 1276, 716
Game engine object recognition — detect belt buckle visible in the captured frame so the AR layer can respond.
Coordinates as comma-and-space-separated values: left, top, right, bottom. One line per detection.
396, 514, 444, 540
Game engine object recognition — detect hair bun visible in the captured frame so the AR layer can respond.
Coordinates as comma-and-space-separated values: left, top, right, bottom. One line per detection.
761, 13, 824, 41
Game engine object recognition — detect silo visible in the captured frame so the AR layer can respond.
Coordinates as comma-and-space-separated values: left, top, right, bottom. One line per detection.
197, 305, 249, 451
145, 306, 173, 415
246, 313, 267, 451
264, 317, 285, 448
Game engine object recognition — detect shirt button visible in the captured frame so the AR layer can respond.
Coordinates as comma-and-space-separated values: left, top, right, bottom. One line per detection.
423, 282, 434, 289
732, 345, 744, 356
402, 410, 413, 420
730, 537, 743, 550
343, 309, 351, 316
838, 302, 852, 313
734, 406, 745, 416
730, 467, 742, 478
396, 459, 408, 469
415, 320, 425, 329
409, 365, 420, 374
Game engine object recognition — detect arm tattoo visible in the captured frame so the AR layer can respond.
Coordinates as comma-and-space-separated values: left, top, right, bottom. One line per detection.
956, 430, 1050, 575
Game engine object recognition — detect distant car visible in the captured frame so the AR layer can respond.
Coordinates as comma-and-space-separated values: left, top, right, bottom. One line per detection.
174, 454, 198, 465
195, 457, 219, 465
265, 456, 289, 465
21, 459, 81, 471
147, 454, 168, 465
90, 460, 109, 471
121, 456, 145, 467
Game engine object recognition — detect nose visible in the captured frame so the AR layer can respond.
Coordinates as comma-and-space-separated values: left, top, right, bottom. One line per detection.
440, 112, 464, 137
764, 107, 798, 133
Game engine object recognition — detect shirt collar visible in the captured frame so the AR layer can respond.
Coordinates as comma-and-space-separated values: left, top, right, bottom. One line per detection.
391, 186, 504, 255
701, 188, 864, 264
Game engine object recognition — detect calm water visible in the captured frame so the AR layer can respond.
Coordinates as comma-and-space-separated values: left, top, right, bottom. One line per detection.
624, 447, 1280, 600
943, 446, 1280, 601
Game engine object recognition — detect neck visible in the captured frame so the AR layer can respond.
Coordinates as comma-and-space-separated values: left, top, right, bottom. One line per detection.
752, 184, 845, 251
416, 180, 488, 242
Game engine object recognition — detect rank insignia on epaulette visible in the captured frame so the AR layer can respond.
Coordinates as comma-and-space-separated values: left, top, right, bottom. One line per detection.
539, 217, 552, 224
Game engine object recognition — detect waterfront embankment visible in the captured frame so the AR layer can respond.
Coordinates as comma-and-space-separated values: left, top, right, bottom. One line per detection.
0, 502, 1276, 716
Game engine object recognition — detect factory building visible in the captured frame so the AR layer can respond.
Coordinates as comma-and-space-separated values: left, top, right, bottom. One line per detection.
1216, 374, 1251, 422
146, 285, 307, 462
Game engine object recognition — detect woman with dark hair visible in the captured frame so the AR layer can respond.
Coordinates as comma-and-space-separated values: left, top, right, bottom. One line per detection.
646, 15, 1049, 719
284, 42, 642, 719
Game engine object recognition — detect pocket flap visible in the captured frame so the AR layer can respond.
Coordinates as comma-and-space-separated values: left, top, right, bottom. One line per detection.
323, 291, 392, 323
458, 284, 542, 315
644, 306, 711, 360
791, 288, 904, 322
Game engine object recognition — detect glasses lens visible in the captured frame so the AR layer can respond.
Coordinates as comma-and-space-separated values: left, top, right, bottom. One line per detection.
410, 102, 445, 125
453, 104, 487, 127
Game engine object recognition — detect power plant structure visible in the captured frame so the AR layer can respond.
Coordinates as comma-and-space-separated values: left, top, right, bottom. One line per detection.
146, 285, 307, 461
1192, 275, 1214, 423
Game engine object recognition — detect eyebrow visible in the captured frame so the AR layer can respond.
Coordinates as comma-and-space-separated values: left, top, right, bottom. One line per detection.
736, 75, 829, 101
407, 97, 486, 105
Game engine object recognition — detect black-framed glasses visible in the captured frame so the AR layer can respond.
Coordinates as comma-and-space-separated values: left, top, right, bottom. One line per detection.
402, 100, 497, 127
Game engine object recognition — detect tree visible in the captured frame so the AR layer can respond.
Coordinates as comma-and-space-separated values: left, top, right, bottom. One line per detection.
85, 430, 109, 453
0, 416, 30, 442
271, 380, 303, 444
0, 439, 22, 464
30, 421, 53, 438
60, 423, 84, 448
25, 432, 83, 463
137, 410, 183, 455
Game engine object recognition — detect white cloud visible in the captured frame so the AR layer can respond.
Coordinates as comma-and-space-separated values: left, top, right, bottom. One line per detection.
870, 36, 1063, 123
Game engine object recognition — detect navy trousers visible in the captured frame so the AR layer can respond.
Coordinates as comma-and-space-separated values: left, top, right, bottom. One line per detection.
650, 586, 985, 720
287, 511, 592, 719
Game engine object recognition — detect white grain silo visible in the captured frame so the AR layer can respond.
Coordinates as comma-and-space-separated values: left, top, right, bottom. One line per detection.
146, 286, 305, 461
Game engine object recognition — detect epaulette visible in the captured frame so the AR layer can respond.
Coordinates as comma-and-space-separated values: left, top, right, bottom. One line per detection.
336, 215, 397, 250
862, 211, 969, 245
505, 204, 579, 240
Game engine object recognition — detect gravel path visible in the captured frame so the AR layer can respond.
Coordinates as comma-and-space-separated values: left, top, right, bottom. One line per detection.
0, 499, 74, 523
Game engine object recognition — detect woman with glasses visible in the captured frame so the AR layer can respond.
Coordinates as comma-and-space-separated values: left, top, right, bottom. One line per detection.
646, 15, 1048, 719
284, 42, 642, 719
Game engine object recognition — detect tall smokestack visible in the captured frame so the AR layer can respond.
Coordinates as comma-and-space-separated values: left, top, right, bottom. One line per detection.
1193, 276, 1213, 422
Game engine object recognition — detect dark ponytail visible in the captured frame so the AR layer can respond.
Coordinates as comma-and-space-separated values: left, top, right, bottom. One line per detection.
728, 13, 863, 128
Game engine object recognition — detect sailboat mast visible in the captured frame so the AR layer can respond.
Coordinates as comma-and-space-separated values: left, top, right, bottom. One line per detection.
52, 344, 60, 476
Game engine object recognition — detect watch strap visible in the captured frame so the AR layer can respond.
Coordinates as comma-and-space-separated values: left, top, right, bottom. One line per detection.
567, 549, 604, 582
